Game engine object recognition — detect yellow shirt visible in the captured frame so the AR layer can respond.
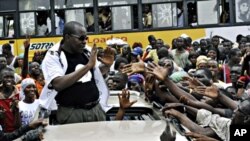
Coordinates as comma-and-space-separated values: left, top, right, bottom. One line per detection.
146, 49, 159, 63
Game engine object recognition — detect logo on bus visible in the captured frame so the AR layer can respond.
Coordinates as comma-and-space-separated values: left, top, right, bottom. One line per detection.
29, 42, 54, 50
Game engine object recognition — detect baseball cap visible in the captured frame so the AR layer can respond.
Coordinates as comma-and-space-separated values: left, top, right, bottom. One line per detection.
131, 47, 143, 56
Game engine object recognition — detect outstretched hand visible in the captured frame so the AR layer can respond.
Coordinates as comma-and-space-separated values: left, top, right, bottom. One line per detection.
147, 62, 169, 81
122, 59, 145, 75
118, 89, 137, 109
194, 85, 219, 99
98, 47, 115, 66
182, 76, 205, 89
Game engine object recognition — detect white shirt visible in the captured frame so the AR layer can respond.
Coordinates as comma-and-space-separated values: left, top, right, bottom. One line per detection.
39, 42, 111, 112
19, 100, 40, 126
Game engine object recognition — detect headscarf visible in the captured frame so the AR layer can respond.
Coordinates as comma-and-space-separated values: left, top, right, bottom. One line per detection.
20, 78, 36, 100
196, 55, 209, 68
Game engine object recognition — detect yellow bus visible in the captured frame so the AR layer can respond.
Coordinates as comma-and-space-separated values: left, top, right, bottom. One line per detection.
0, 0, 249, 60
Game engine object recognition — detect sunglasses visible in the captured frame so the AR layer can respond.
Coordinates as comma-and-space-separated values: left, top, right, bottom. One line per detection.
70, 34, 88, 41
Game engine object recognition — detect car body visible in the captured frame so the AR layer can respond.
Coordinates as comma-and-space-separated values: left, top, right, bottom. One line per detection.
42, 91, 190, 141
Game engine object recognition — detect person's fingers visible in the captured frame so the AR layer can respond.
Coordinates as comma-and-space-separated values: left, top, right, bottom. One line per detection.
127, 90, 130, 99
146, 66, 153, 72
149, 75, 155, 82
98, 57, 104, 62
122, 89, 126, 98
196, 86, 206, 89
129, 100, 137, 106
152, 62, 158, 67
146, 71, 155, 76
123, 64, 132, 68
147, 62, 155, 68
122, 67, 132, 73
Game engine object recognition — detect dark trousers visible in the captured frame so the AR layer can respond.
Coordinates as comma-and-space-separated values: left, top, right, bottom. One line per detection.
56, 103, 106, 124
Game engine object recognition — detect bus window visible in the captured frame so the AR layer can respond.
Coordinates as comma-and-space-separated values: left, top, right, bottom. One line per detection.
99, 7, 112, 31
55, 0, 94, 33
19, 0, 51, 36
187, 1, 197, 26
5, 16, 14, 37
0, 15, 15, 38
220, 0, 230, 23
142, 1, 182, 28
112, 6, 132, 30
20, 12, 35, 35
152, 3, 178, 28
235, 0, 250, 23
142, 4, 152, 28
0, 16, 3, 37
98, 0, 137, 31
197, 0, 219, 25
66, 9, 85, 27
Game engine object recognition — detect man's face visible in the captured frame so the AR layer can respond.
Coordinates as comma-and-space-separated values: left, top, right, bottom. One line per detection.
176, 38, 184, 49
230, 66, 242, 83
200, 40, 207, 50
2, 47, 8, 55
150, 39, 156, 47
212, 37, 219, 47
0, 57, 7, 69
112, 75, 126, 90
67, 25, 88, 54
29, 62, 41, 76
122, 46, 131, 55
207, 50, 217, 60
192, 42, 199, 51
223, 42, 232, 54
193, 69, 211, 86
1, 70, 15, 88
231, 50, 242, 64
190, 56, 197, 64
207, 61, 218, 77
107, 78, 115, 90
155, 40, 163, 49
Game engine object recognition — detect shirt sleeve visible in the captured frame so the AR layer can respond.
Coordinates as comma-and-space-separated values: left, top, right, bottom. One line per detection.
42, 50, 65, 85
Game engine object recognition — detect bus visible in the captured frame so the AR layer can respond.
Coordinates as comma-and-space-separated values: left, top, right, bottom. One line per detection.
0, 0, 250, 59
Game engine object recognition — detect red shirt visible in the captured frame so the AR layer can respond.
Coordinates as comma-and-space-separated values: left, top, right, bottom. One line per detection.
0, 88, 20, 133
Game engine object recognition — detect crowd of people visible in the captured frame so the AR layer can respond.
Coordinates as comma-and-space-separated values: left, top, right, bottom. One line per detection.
0, 21, 249, 141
